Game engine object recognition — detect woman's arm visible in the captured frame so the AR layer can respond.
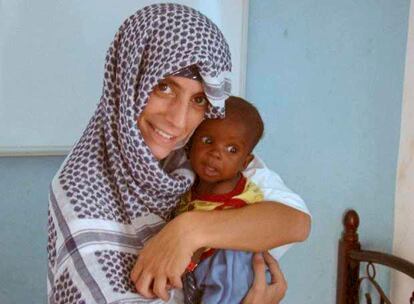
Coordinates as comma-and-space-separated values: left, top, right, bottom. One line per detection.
184, 201, 311, 252
131, 202, 310, 300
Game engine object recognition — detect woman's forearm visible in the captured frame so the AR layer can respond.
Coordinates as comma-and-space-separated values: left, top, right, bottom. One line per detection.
180, 202, 311, 252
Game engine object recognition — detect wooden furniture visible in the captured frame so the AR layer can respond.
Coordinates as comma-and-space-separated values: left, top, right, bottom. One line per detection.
336, 209, 414, 304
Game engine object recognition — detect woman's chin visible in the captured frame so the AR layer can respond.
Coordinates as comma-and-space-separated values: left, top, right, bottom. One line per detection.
150, 146, 173, 160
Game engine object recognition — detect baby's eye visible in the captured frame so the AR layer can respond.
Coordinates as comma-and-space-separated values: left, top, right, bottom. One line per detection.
227, 146, 238, 153
193, 95, 209, 107
201, 136, 212, 144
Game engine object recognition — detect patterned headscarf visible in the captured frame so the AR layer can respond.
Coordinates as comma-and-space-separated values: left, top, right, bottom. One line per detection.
57, 3, 232, 222
48, 5, 231, 302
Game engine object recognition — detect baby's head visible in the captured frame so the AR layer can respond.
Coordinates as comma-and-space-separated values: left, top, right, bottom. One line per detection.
189, 96, 264, 183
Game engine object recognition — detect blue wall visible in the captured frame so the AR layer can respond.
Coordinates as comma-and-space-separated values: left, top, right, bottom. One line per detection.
0, 1, 410, 303
0, 157, 64, 303
247, 0, 410, 302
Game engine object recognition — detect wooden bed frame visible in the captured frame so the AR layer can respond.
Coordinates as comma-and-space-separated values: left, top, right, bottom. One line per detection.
336, 209, 414, 304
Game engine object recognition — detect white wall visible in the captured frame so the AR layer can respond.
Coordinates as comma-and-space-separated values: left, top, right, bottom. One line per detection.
0, 0, 248, 155
391, 0, 414, 301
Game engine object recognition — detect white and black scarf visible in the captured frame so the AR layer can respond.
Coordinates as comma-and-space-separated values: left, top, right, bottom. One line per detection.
47, 3, 231, 303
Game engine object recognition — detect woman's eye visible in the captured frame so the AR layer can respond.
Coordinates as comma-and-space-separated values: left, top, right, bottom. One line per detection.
201, 136, 212, 144
227, 146, 237, 153
193, 95, 209, 107
156, 82, 172, 94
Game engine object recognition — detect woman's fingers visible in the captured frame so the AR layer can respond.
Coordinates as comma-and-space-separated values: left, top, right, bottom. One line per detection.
242, 252, 288, 304
263, 252, 287, 288
134, 273, 156, 299
168, 275, 183, 289
130, 259, 142, 283
153, 277, 169, 302
129, 216, 196, 299
263, 252, 280, 284
251, 253, 267, 290
243, 252, 288, 303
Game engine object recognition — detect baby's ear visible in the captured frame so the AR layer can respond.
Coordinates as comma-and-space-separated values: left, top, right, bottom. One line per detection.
185, 137, 194, 159
184, 143, 191, 159
242, 154, 254, 170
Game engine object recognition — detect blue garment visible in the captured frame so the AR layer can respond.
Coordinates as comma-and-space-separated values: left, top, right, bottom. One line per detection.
193, 249, 271, 304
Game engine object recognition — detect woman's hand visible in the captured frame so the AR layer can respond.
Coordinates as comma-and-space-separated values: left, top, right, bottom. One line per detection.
243, 252, 287, 304
130, 213, 199, 301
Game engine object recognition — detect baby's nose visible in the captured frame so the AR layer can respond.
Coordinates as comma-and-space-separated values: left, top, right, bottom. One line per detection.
208, 148, 221, 159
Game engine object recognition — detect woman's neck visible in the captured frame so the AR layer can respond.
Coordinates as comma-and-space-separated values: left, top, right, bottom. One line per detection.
194, 173, 241, 196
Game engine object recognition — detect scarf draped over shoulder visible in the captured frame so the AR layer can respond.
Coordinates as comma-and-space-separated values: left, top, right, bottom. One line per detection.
47, 3, 231, 303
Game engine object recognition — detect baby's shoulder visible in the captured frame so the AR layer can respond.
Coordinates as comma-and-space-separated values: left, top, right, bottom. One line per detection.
235, 177, 264, 204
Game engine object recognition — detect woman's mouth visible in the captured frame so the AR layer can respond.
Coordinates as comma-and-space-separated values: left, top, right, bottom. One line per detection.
149, 122, 177, 142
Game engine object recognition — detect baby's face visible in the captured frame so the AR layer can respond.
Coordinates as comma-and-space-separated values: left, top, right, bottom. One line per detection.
189, 117, 253, 183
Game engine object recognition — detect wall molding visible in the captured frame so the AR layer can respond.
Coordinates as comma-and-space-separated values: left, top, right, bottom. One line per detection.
390, 0, 414, 302
0, 146, 70, 157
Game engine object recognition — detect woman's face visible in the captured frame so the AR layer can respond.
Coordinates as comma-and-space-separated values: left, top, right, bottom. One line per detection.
138, 76, 209, 160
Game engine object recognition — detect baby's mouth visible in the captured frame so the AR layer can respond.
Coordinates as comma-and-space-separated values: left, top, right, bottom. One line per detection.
202, 163, 219, 177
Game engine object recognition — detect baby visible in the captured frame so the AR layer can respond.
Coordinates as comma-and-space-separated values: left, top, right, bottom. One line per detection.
177, 96, 269, 304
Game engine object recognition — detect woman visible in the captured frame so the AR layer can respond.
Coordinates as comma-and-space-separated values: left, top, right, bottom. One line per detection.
47, 3, 310, 303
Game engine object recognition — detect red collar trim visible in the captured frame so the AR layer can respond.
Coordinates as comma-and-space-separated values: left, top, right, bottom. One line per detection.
191, 175, 247, 203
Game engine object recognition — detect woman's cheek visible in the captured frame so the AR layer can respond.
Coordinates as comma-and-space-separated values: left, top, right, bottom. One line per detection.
192, 108, 207, 129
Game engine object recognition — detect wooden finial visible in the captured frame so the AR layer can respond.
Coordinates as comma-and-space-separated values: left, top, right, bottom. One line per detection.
344, 209, 359, 230
343, 209, 359, 241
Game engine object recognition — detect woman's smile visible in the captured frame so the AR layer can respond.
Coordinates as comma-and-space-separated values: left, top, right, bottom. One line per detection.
148, 121, 177, 142
140, 118, 183, 155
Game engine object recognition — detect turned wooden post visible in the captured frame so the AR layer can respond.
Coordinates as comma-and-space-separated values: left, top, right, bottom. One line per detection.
336, 210, 361, 304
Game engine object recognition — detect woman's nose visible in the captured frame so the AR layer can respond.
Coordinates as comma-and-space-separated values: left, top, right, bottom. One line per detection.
166, 99, 188, 130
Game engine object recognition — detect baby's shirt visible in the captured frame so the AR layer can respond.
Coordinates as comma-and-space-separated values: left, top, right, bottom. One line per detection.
178, 176, 267, 304
177, 174, 263, 214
